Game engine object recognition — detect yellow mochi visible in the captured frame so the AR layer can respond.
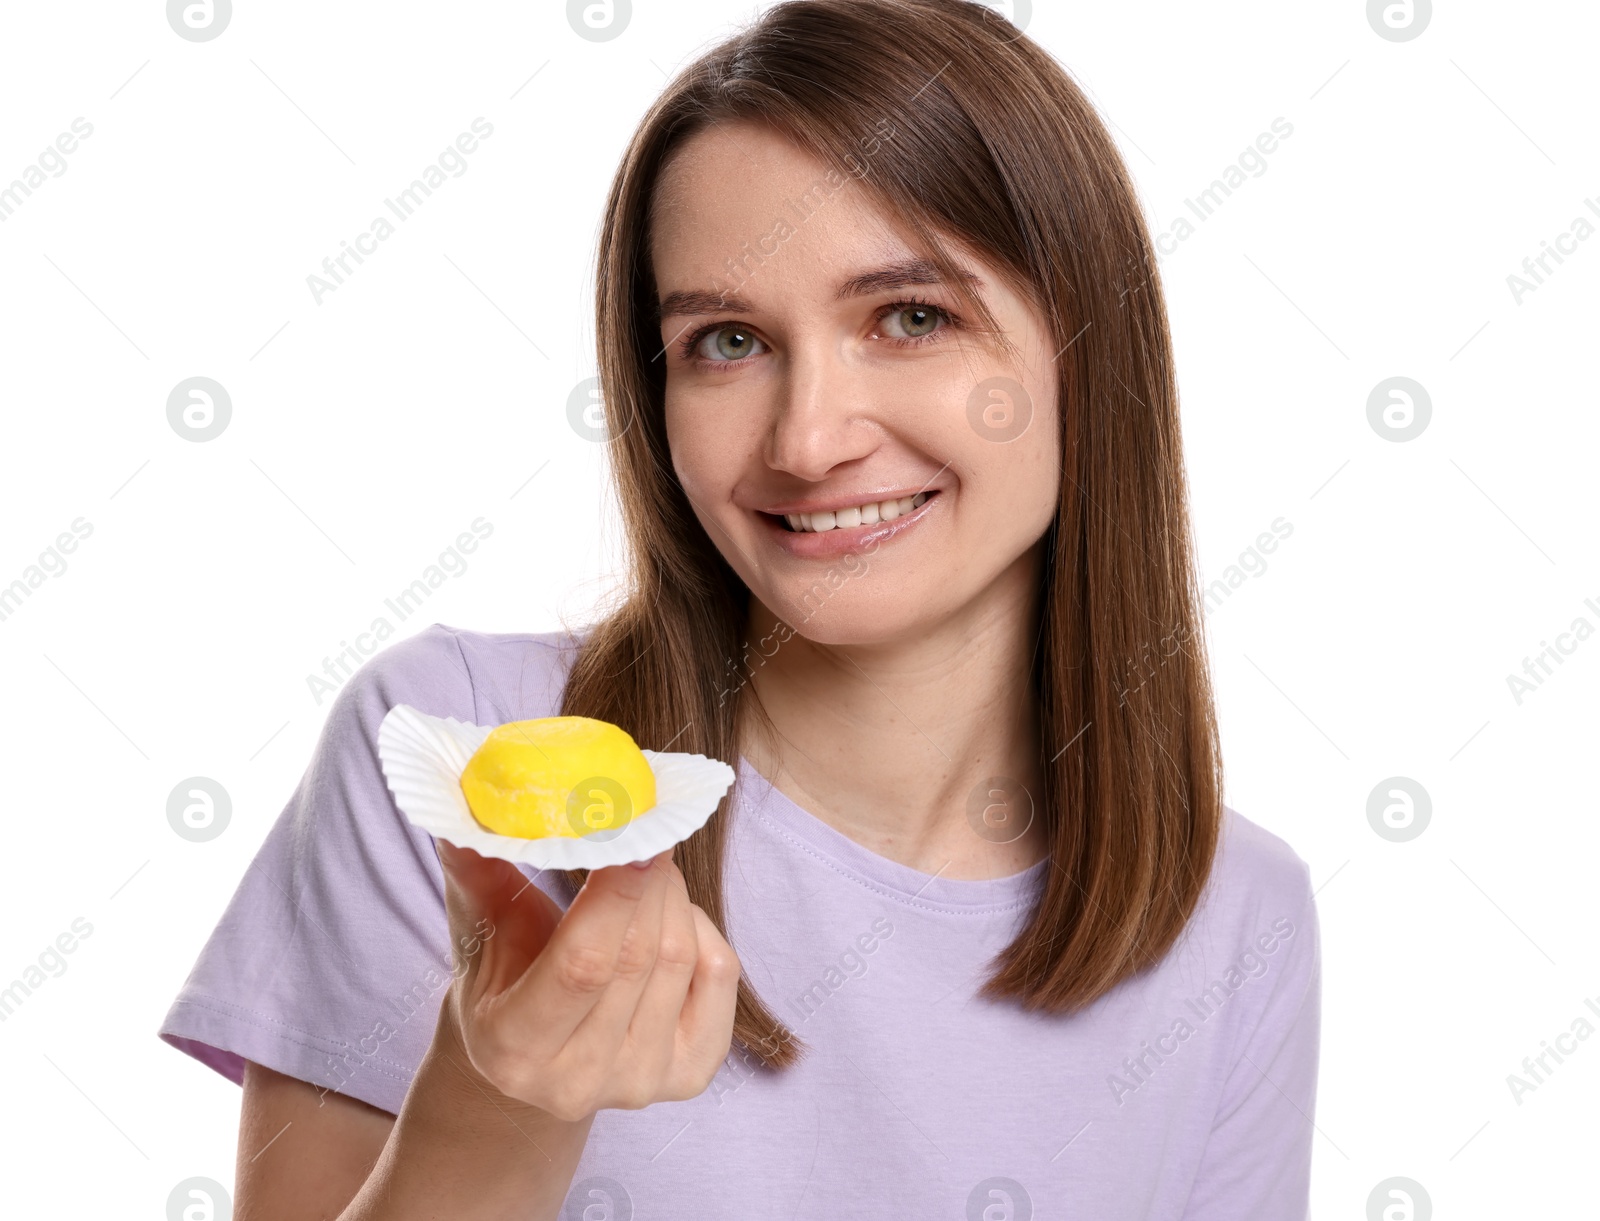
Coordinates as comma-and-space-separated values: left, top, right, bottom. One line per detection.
458, 717, 656, 839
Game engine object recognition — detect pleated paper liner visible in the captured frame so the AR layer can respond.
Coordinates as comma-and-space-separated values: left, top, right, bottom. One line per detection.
376, 703, 735, 869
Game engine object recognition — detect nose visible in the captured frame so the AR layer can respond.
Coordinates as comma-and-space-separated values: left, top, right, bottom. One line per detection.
762, 341, 876, 482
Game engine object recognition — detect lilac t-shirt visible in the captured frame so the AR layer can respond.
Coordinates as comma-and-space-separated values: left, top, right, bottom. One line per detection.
159, 622, 1321, 1219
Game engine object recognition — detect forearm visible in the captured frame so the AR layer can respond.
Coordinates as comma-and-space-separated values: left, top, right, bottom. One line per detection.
338, 1006, 592, 1221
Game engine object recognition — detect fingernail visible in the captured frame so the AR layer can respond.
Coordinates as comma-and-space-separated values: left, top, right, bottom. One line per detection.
629, 855, 654, 870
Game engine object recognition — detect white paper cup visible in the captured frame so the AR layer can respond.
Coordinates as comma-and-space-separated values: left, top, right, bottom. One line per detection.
376, 703, 735, 869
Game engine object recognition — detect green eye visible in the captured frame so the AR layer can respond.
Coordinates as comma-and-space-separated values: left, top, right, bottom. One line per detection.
896, 306, 940, 337
709, 327, 757, 360
879, 300, 951, 340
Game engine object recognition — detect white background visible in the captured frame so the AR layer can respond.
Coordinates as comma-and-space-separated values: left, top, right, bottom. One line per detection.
0, 1, 1594, 1216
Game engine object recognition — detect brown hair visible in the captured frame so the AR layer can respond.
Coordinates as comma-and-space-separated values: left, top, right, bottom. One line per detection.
557, 0, 1223, 1071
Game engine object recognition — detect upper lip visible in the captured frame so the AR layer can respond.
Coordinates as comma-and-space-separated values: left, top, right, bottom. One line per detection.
757, 487, 943, 516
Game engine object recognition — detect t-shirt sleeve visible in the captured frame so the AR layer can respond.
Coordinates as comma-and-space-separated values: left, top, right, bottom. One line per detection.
157, 623, 489, 1116
1178, 867, 1323, 1220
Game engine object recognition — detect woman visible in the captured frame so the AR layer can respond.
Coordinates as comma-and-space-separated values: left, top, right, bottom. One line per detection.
159, 1, 1321, 1216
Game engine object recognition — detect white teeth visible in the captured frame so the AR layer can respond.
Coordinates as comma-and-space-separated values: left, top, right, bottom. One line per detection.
786, 491, 932, 533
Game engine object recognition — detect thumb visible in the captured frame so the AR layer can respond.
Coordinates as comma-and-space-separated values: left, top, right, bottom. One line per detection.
435, 838, 561, 994
436, 838, 496, 918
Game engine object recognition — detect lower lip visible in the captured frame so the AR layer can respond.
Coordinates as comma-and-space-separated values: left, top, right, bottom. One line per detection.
760, 493, 941, 559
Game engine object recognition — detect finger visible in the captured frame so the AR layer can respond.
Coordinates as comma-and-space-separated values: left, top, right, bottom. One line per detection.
504, 849, 669, 1053
564, 853, 673, 1066
665, 903, 742, 1098
621, 861, 700, 1084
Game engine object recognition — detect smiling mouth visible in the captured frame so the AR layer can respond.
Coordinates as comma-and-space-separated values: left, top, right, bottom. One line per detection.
768, 490, 936, 533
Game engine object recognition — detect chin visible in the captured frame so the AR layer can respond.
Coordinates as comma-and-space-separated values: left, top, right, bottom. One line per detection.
766, 594, 935, 649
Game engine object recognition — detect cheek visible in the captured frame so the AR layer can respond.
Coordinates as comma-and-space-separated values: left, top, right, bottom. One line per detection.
1019, 382, 1062, 510
961, 388, 1060, 527
665, 386, 763, 500
663, 392, 715, 498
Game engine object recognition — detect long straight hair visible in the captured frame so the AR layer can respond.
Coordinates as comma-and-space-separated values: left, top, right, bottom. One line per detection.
557, 0, 1223, 1071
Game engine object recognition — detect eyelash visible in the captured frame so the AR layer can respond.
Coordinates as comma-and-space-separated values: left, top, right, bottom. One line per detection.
674, 294, 960, 368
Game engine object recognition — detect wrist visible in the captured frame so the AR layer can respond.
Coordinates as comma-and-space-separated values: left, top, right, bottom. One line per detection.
352, 995, 595, 1221
418, 993, 562, 1131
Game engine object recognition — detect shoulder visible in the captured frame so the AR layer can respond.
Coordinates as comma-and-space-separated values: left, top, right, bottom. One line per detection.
332, 622, 590, 728
1210, 804, 1314, 919
1174, 804, 1318, 968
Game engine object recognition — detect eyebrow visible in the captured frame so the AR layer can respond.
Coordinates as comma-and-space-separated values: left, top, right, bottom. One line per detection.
653, 256, 983, 322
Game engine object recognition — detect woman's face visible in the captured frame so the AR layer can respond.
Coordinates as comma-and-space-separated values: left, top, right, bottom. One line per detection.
652, 120, 1061, 646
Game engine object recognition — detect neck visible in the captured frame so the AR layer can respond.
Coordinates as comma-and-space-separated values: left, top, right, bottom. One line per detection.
736, 546, 1048, 881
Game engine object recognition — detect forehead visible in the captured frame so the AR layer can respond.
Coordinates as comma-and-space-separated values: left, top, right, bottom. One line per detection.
649, 119, 914, 294
654, 118, 834, 201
